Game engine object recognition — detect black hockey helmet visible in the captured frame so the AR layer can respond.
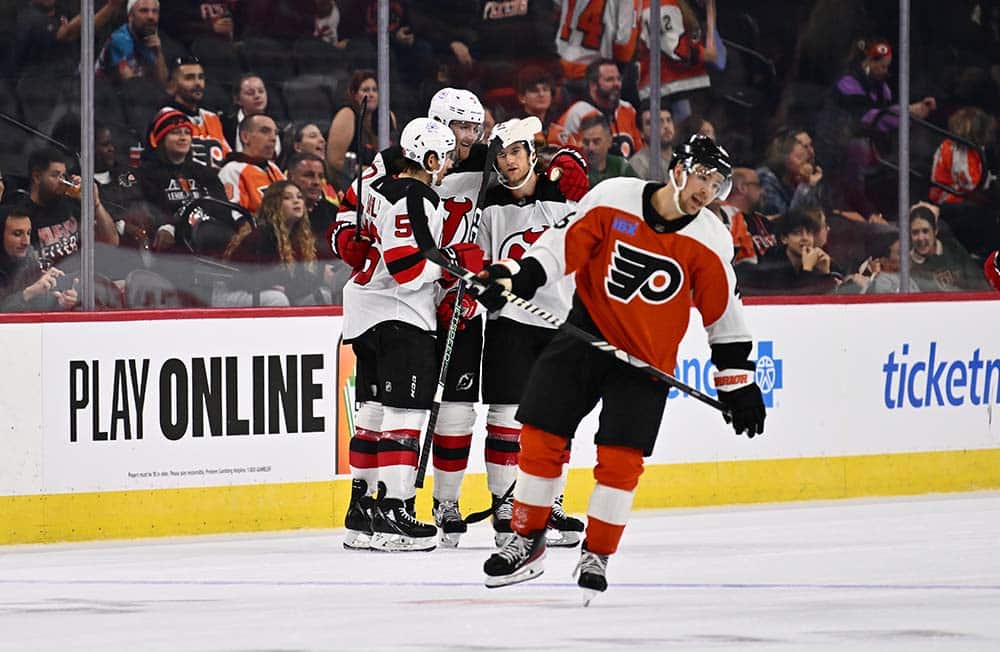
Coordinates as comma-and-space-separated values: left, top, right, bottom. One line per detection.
669, 134, 733, 200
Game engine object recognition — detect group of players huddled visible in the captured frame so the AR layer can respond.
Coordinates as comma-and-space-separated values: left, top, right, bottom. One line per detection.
326, 87, 767, 605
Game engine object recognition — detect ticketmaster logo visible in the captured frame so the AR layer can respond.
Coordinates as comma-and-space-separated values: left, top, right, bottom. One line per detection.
667, 341, 783, 408
882, 343, 1000, 409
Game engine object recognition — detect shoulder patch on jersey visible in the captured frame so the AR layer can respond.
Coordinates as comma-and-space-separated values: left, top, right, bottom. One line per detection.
606, 241, 685, 305
611, 215, 640, 236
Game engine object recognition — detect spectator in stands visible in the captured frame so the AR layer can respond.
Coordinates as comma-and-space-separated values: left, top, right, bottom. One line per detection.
930, 107, 996, 205
5, 0, 123, 77
287, 124, 337, 200
716, 167, 776, 265
579, 114, 638, 187
908, 202, 989, 292
736, 208, 839, 296
96, 0, 168, 88
516, 66, 558, 140
628, 100, 675, 182
0, 208, 78, 312
555, 0, 640, 91
23, 147, 119, 269
154, 55, 232, 168
675, 113, 716, 144
158, 1, 235, 47
756, 128, 823, 217
475, 0, 559, 91
217, 180, 333, 306
326, 70, 396, 191
220, 114, 285, 214
139, 110, 228, 254
285, 152, 351, 302
95, 123, 147, 249
408, 0, 481, 75
549, 59, 644, 158
314, 0, 347, 47
836, 231, 919, 295
221, 74, 282, 159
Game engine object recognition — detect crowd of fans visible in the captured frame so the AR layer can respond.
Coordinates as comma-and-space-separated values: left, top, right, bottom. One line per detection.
0, 0, 998, 312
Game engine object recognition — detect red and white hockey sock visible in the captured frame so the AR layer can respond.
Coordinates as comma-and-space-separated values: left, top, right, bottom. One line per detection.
585, 444, 644, 555
348, 401, 383, 494
432, 402, 475, 502
377, 406, 424, 500
485, 404, 520, 496
509, 425, 571, 535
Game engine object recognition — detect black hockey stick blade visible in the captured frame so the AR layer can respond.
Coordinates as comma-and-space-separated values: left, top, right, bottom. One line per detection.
419, 248, 729, 415
463, 480, 515, 524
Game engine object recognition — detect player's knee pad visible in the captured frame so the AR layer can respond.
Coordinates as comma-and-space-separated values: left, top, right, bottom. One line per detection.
381, 405, 425, 433
487, 404, 519, 430
354, 401, 383, 433
435, 402, 476, 435
518, 424, 571, 479
594, 444, 644, 492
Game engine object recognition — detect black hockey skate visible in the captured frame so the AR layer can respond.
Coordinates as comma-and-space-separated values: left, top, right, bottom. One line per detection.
546, 494, 584, 548
483, 530, 547, 588
432, 498, 467, 548
573, 543, 609, 606
491, 492, 514, 548
343, 479, 375, 550
371, 497, 437, 552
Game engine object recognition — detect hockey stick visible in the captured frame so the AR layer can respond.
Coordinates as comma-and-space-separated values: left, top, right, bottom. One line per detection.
419, 249, 730, 415
353, 95, 369, 239
414, 136, 502, 489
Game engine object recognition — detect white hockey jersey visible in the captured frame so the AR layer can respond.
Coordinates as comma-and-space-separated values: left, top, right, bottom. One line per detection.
342, 177, 446, 340
477, 176, 576, 329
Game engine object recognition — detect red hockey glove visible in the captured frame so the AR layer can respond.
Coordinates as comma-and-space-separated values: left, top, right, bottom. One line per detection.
986, 250, 1000, 292
328, 221, 372, 271
713, 368, 766, 438
436, 287, 478, 329
546, 146, 589, 201
441, 242, 485, 283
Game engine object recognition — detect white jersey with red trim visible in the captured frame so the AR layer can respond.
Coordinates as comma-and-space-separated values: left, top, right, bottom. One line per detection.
522, 177, 751, 372
556, 0, 641, 80
342, 176, 446, 340
477, 176, 575, 328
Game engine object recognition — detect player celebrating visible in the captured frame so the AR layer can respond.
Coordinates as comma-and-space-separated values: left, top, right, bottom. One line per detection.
475, 117, 591, 548
475, 135, 767, 602
340, 117, 484, 552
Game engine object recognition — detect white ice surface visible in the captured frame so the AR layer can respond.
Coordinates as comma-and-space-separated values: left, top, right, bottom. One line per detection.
2, 492, 999, 651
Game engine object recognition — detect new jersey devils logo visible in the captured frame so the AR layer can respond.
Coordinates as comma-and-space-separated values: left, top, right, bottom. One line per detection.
606, 242, 684, 304
499, 225, 549, 260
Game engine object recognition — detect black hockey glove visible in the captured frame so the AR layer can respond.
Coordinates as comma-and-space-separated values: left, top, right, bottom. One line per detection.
473, 257, 548, 312
713, 368, 766, 438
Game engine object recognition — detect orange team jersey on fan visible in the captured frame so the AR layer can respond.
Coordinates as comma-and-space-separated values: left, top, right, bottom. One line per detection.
717, 204, 758, 264
556, 0, 641, 80
929, 139, 985, 204
154, 106, 232, 168
636, 0, 711, 99
524, 177, 751, 373
218, 157, 286, 214
549, 100, 644, 158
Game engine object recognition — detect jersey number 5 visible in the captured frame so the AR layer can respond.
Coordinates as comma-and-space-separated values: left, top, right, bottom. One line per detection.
559, 0, 607, 50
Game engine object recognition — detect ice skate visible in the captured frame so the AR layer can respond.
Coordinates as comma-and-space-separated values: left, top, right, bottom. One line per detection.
546, 494, 584, 548
370, 497, 437, 552
343, 479, 375, 550
432, 498, 467, 548
573, 543, 609, 606
491, 492, 514, 547
483, 530, 547, 588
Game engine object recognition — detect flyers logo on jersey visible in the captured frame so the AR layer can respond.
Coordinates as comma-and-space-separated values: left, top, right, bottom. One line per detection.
606, 242, 684, 304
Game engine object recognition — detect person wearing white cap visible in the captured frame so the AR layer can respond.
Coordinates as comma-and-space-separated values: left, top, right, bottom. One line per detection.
96, 0, 167, 87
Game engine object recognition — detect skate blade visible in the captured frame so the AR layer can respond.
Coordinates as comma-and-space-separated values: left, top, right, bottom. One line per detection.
370, 532, 437, 552
343, 530, 372, 550
545, 529, 582, 548
438, 531, 462, 548
581, 587, 601, 607
484, 562, 545, 589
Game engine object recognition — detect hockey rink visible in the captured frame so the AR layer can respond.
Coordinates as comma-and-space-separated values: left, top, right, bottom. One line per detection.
1, 492, 998, 651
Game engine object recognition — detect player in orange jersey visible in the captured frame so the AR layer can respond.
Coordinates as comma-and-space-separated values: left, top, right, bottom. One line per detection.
474, 135, 766, 604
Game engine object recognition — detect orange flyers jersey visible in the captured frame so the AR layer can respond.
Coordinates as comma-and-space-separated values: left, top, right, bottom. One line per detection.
549, 99, 644, 158
930, 139, 984, 204
637, 0, 710, 99
525, 178, 751, 372
556, 0, 641, 80
716, 204, 758, 264
218, 158, 286, 214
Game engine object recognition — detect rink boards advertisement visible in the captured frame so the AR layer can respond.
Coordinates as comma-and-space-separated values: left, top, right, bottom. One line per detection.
1, 297, 999, 543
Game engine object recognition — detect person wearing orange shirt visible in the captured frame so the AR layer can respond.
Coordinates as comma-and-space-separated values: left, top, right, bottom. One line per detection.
218, 114, 285, 215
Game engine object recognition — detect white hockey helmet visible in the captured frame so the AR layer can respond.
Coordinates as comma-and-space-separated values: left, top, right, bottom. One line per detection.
400, 117, 456, 174
428, 88, 486, 127
490, 116, 543, 190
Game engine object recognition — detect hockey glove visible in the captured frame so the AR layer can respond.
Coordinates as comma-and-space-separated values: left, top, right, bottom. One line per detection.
546, 146, 589, 201
436, 287, 478, 330
473, 257, 548, 312
713, 368, 766, 438
328, 221, 372, 271
441, 242, 485, 283
986, 250, 1000, 292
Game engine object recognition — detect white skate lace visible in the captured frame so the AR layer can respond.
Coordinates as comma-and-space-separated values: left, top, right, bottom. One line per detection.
495, 495, 513, 521
550, 495, 567, 519
575, 550, 608, 578
496, 534, 531, 563
435, 500, 462, 523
